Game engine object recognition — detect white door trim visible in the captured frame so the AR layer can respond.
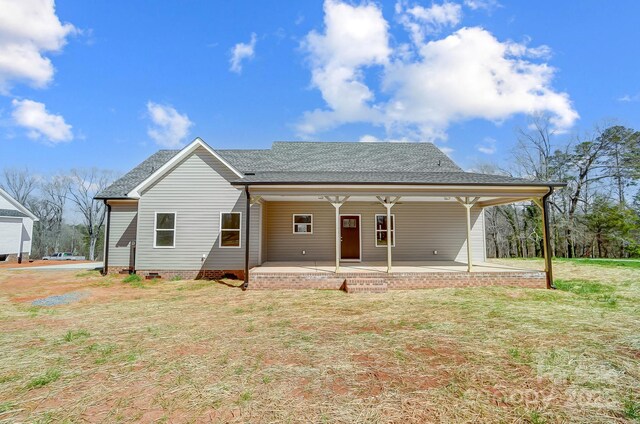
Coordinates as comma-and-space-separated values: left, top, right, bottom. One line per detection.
339, 213, 362, 262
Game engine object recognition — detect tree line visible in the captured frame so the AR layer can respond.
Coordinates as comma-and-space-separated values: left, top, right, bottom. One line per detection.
0, 169, 115, 261
483, 117, 640, 259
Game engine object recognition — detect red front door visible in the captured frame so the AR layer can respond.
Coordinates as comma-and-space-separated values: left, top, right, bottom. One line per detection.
340, 215, 360, 260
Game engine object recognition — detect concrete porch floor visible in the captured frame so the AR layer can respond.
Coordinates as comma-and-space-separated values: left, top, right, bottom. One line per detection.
250, 260, 536, 274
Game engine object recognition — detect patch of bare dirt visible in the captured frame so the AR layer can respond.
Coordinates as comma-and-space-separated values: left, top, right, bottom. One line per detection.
406, 343, 466, 364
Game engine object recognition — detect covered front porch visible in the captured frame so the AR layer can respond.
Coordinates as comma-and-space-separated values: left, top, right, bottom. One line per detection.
248, 260, 546, 291
240, 183, 557, 290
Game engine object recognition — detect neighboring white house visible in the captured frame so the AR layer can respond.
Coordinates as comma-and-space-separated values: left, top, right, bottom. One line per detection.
0, 188, 38, 263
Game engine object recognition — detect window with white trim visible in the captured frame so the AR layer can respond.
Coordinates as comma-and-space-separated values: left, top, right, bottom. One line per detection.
375, 214, 395, 247
293, 214, 313, 234
155, 212, 176, 248
220, 212, 241, 248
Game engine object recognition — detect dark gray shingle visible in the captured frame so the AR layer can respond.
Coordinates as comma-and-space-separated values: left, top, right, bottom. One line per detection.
232, 171, 551, 186
96, 141, 557, 199
241, 142, 460, 172
95, 150, 180, 199
0, 208, 27, 218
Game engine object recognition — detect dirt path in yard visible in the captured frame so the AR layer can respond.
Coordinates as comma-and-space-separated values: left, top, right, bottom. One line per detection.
0, 270, 159, 305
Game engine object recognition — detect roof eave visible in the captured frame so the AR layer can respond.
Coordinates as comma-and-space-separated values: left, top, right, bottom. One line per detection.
231, 181, 567, 188
0, 188, 39, 221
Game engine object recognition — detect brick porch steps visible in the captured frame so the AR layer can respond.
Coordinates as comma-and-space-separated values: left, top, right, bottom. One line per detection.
344, 278, 388, 293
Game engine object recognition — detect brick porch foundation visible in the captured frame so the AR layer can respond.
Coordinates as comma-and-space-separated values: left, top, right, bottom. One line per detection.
248, 271, 546, 290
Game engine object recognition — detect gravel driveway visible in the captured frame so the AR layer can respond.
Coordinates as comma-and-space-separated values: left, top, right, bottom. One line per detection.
4, 262, 103, 271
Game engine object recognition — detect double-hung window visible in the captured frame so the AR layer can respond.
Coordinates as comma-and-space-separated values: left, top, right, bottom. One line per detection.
155, 212, 176, 248
375, 214, 395, 247
293, 214, 313, 234
220, 212, 241, 248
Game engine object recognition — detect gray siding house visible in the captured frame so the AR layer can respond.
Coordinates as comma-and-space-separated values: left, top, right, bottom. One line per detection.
96, 138, 562, 290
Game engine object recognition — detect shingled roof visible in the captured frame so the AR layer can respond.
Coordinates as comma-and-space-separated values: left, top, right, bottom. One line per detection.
232, 171, 547, 186
0, 209, 27, 218
96, 140, 555, 199
95, 150, 180, 199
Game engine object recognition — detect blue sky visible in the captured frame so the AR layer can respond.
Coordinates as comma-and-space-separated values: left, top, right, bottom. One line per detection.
1, 0, 639, 176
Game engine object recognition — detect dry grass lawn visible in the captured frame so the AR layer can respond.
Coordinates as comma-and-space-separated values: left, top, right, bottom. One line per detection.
0, 260, 639, 423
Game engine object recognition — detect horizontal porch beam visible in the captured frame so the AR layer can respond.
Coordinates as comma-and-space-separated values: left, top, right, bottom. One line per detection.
249, 189, 550, 198
477, 197, 534, 208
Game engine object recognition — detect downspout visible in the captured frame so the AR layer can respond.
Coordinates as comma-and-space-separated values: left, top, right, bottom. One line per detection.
243, 186, 250, 290
102, 201, 111, 276
541, 187, 555, 289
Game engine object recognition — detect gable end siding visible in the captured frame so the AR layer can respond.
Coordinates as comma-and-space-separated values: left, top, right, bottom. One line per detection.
135, 147, 260, 271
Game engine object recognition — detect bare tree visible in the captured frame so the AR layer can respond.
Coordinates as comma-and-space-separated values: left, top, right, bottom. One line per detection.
29, 176, 69, 256
66, 169, 114, 261
1, 168, 39, 205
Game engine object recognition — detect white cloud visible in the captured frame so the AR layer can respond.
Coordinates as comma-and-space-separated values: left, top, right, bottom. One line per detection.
0, 0, 76, 93
476, 137, 496, 154
396, 1, 462, 44
383, 27, 577, 138
464, 0, 500, 12
438, 145, 454, 156
299, 1, 578, 141
359, 134, 381, 142
11, 98, 72, 143
618, 93, 640, 102
146, 102, 193, 148
298, 0, 390, 134
229, 33, 257, 73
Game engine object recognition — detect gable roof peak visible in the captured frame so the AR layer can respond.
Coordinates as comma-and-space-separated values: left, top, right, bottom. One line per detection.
0, 187, 38, 221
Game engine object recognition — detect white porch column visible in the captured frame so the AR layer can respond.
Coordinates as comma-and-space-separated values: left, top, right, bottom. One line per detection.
325, 196, 349, 273
456, 197, 479, 273
377, 196, 400, 273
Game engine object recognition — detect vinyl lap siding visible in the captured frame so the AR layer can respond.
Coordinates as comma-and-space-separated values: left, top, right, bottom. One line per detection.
136, 147, 260, 270
265, 201, 485, 263
266, 202, 336, 262
108, 203, 138, 268
0, 218, 21, 254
